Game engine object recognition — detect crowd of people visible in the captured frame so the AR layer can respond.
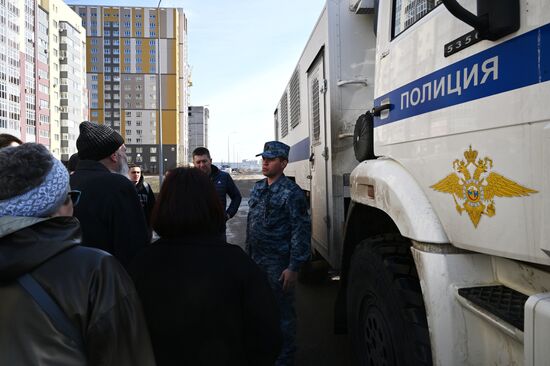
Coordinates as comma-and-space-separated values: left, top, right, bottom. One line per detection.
0, 125, 311, 366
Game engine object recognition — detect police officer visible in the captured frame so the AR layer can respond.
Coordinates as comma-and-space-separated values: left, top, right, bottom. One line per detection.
246, 141, 311, 366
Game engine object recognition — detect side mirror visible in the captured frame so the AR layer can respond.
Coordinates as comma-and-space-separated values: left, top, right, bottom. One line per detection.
442, 0, 519, 41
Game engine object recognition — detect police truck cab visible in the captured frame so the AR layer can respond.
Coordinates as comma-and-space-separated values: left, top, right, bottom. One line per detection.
274, 0, 550, 364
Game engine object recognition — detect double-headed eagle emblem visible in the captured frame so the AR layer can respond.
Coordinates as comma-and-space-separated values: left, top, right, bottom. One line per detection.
431, 146, 537, 228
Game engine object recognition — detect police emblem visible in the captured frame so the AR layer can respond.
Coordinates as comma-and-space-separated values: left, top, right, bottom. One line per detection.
431, 145, 537, 227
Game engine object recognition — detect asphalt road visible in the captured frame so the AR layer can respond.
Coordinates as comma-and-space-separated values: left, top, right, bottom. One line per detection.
227, 177, 352, 366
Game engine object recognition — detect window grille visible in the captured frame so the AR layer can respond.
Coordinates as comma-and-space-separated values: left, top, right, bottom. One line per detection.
280, 92, 288, 138
289, 69, 300, 128
311, 78, 320, 141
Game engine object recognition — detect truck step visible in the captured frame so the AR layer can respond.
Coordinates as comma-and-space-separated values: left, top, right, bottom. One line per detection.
458, 285, 528, 331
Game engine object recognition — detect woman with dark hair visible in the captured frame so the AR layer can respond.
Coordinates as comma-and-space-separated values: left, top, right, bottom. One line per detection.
129, 167, 282, 366
0, 133, 22, 148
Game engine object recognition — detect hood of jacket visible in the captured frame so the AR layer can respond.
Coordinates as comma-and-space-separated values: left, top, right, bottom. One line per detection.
0, 216, 81, 280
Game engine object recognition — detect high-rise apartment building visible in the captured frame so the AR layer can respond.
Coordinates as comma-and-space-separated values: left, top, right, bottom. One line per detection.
0, 0, 86, 160
187, 105, 208, 162
43, 0, 87, 161
71, 5, 189, 173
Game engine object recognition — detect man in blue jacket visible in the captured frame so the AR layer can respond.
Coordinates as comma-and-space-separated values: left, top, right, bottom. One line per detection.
192, 147, 242, 236
246, 141, 311, 366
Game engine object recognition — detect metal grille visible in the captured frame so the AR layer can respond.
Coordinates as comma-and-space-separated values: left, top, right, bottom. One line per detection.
311, 78, 320, 141
274, 109, 279, 140
458, 285, 528, 330
280, 91, 288, 137
289, 69, 301, 129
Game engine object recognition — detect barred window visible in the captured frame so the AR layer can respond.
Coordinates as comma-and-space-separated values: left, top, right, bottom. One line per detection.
311, 78, 320, 142
274, 109, 279, 140
280, 92, 288, 138
394, 0, 440, 37
289, 69, 300, 128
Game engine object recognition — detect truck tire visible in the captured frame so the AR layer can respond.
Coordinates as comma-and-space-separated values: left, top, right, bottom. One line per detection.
347, 234, 432, 366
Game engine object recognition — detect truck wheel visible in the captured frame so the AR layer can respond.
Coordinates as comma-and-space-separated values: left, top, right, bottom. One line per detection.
347, 234, 432, 366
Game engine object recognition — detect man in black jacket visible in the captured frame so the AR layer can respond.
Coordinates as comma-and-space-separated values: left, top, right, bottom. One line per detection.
0, 143, 155, 365
192, 147, 242, 236
71, 121, 149, 268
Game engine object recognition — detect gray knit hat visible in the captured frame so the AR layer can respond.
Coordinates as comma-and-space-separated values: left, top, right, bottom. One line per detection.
0, 143, 69, 217
77, 121, 124, 161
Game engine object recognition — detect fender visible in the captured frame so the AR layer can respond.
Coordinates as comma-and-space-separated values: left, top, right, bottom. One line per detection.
350, 158, 449, 244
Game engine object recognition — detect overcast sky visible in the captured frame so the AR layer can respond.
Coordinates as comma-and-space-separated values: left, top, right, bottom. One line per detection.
69, 0, 327, 163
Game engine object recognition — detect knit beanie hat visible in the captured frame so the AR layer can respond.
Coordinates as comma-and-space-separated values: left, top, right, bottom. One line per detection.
0, 143, 69, 218
77, 121, 124, 161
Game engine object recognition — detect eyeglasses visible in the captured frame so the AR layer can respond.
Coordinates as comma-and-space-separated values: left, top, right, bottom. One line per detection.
68, 190, 81, 207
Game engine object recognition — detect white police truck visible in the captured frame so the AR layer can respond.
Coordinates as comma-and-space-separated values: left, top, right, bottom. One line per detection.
274, 0, 550, 364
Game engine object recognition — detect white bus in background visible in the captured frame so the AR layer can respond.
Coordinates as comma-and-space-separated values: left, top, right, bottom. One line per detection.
275, 0, 550, 364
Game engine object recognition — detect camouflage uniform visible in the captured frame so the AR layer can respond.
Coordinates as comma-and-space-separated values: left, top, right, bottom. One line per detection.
246, 174, 311, 366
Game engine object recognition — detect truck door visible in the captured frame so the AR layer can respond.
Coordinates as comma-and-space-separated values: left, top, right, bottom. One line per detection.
308, 54, 329, 255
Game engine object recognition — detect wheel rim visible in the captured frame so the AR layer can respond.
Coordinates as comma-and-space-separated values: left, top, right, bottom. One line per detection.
359, 301, 395, 366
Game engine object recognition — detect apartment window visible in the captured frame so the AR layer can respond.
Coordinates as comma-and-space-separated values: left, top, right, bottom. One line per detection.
136, 39, 142, 46
124, 31, 130, 36
124, 49, 131, 55
125, 66, 130, 72
124, 39, 130, 46
135, 31, 141, 37
126, 129, 131, 135
136, 147, 143, 153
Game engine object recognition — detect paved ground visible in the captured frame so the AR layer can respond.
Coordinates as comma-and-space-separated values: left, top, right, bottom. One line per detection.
227, 178, 352, 366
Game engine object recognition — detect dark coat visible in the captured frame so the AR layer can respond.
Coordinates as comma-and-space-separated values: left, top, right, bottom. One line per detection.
70, 160, 149, 268
129, 236, 282, 366
0, 216, 155, 366
210, 165, 242, 218
135, 175, 156, 225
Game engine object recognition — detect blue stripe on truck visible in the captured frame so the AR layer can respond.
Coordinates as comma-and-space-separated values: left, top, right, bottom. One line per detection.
373, 22, 550, 127
288, 137, 310, 163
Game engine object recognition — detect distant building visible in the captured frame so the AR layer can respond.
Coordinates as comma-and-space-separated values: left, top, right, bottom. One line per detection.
187, 105, 209, 161
71, 5, 190, 173
0, 0, 86, 160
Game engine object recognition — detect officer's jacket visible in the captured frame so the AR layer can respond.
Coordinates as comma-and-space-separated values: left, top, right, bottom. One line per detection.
246, 175, 311, 271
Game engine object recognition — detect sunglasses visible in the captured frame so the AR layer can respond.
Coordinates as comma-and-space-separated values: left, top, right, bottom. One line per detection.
67, 190, 81, 207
